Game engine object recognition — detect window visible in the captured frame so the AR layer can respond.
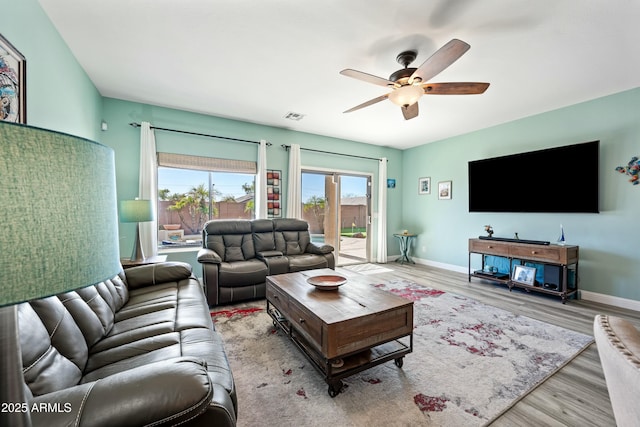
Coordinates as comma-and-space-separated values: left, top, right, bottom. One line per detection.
157, 153, 256, 245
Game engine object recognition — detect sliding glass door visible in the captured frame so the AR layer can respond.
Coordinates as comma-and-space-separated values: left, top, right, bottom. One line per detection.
301, 170, 371, 266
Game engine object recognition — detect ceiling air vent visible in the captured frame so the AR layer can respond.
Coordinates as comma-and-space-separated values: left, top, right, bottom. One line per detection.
284, 111, 305, 121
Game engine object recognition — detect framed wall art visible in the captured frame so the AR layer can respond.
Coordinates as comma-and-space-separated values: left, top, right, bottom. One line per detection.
0, 33, 26, 124
418, 177, 431, 195
387, 178, 396, 189
267, 169, 281, 217
438, 180, 452, 200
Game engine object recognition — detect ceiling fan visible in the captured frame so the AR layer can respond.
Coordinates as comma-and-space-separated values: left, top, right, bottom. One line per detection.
340, 39, 489, 120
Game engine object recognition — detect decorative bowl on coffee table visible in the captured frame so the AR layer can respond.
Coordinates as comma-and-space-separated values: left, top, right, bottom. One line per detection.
306, 275, 347, 291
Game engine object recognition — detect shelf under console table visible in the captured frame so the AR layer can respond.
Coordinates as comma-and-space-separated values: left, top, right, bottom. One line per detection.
468, 238, 579, 303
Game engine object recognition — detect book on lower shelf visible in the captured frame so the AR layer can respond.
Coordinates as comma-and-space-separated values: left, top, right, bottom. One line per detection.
474, 270, 509, 280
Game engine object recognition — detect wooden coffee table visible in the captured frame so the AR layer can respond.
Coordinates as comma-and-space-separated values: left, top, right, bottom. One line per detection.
266, 268, 413, 397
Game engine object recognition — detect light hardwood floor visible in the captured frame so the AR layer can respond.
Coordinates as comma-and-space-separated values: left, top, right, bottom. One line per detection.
343, 262, 640, 427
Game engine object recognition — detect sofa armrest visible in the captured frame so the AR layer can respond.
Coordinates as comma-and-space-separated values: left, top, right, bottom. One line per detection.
306, 242, 334, 255
198, 248, 222, 264
30, 357, 235, 427
124, 262, 193, 289
256, 250, 284, 260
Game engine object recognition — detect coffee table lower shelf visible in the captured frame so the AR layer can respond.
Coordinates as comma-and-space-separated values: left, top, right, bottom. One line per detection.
267, 303, 413, 397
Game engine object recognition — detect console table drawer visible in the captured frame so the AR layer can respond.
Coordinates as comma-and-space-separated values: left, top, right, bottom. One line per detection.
469, 239, 509, 256
510, 245, 563, 263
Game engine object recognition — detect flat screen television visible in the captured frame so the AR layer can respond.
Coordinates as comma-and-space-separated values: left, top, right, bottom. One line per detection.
468, 140, 599, 213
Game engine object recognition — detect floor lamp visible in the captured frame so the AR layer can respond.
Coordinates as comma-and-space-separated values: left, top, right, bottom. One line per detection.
0, 122, 121, 426
119, 199, 154, 262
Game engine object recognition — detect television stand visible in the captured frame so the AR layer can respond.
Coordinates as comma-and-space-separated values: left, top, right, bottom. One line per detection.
468, 238, 579, 303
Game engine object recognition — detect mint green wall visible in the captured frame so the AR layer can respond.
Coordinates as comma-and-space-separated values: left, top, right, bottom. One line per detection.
100, 98, 403, 272
2, 0, 103, 140
10, 0, 638, 301
402, 88, 640, 301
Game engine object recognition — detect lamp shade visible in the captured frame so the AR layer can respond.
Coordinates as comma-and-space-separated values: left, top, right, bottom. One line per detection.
119, 199, 154, 223
0, 122, 121, 306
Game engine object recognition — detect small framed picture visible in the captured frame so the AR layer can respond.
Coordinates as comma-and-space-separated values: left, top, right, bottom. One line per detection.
418, 177, 431, 195
512, 265, 536, 286
387, 178, 396, 189
438, 181, 452, 200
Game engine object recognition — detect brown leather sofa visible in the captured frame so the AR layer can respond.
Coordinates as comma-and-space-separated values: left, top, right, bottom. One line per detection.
18, 262, 237, 427
198, 218, 335, 306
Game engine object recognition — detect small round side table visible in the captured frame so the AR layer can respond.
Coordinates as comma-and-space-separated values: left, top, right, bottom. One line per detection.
393, 233, 417, 264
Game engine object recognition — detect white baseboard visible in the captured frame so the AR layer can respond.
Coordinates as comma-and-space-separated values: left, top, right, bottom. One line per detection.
404, 256, 640, 312
412, 256, 469, 274
580, 290, 640, 312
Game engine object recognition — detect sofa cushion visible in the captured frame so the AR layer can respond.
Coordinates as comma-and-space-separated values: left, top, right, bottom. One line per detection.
203, 219, 256, 262
273, 218, 312, 255
19, 302, 85, 396
225, 245, 245, 262
287, 253, 330, 272
29, 297, 89, 373
124, 262, 193, 289
252, 219, 276, 252
219, 259, 268, 286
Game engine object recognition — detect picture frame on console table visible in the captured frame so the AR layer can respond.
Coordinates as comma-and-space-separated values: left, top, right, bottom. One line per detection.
512, 265, 536, 286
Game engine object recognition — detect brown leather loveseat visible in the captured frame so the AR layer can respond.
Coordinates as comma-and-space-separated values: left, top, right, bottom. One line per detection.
18, 262, 237, 427
197, 218, 335, 306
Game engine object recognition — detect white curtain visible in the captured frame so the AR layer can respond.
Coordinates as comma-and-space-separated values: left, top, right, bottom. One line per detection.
376, 157, 388, 263
139, 122, 158, 257
286, 144, 302, 219
255, 140, 268, 219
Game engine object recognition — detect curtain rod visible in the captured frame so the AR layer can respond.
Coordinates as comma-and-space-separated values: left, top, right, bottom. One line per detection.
281, 144, 385, 162
129, 122, 271, 146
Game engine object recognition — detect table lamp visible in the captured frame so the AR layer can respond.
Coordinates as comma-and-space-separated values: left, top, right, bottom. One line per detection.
0, 122, 121, 426
119, 199, 154, 262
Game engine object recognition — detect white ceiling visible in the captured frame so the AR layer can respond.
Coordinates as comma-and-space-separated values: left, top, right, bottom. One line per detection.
40, 0, 640, 150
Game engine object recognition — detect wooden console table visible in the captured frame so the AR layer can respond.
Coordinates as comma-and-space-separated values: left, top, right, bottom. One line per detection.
468, 238, 579, 303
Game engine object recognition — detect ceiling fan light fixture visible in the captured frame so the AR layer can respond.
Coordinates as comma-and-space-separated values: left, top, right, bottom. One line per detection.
388, 85, 423, 107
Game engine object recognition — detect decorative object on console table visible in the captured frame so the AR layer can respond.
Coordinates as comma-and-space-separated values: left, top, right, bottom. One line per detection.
438, 180, 452, 200
0, 33, 27, 124
0, 122, 121, 426
119, 199, 155, 262
557, 224, 566, 245
418, 177, 430, 194
266, 169, 281, 217
484, 224, 494, 237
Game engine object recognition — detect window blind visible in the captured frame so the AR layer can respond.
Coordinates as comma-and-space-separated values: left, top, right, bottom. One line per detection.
157, 152, 256, 174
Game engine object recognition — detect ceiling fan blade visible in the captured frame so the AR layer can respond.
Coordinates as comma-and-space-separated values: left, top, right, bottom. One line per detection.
401, 103, 419, 120
343, 94, 389, 113
424, 82, 490, 95
340, 69, 394, 88
410, 39, 470, 84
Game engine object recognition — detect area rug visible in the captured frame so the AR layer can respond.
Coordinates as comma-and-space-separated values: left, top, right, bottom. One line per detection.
211, 279, 593, 427
342, 263, 394, 275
